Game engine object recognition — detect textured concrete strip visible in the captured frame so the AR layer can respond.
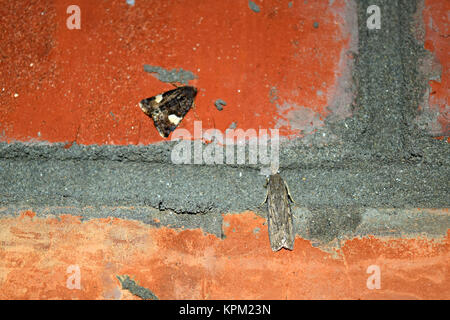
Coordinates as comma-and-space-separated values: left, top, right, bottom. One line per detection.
0, 157, 448, 212
348, 0, 428, 158
354, 208, 450, 238
293, 207, 450, 244
1, 138, 448, 166
143, 64, 197, 84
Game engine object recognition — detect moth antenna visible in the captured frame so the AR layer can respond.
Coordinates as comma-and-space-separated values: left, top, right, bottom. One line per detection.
258, 178, 270, 207
284, 180, 296, 204
259, 190, 269, 208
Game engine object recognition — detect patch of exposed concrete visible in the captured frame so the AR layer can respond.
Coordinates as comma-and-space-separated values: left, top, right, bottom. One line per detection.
292, 207, 450, 245
248, 0, 260, 13
275, 102, 324, 135
143, 64, 197, 84
338, 0, 423, 158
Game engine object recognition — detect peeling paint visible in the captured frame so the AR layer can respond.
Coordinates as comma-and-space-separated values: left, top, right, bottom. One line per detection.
248, 0, 260, 13
275, 102, 324, 134
143, 65, 197, 85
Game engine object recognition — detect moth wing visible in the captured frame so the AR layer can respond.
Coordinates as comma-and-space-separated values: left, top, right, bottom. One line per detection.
139, 86, 197, 138
268, 197, 294, 251
267, 174, 295, 251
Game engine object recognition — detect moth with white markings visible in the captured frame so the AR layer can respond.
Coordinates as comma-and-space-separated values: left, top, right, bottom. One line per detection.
263, 173, 295, 252
139, 86, 197, 138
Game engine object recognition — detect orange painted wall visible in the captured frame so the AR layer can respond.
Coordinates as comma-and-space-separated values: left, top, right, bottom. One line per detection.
0, 0, 350, 144
0, 211, 448, 300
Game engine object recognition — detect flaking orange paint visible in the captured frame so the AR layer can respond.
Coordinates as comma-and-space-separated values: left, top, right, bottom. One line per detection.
0, 211, 448, 299
423, 0, 449, 135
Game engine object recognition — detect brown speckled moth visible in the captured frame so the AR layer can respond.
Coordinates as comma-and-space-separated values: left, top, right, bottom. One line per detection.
263, 173, 295, 251
139, 86, 197, 138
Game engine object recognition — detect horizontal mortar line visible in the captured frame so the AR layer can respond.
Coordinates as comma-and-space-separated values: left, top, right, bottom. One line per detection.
1, 141, 448, 168
0, 158, 448, 170
1, 206, 448, 215
0, 206, 448, 241
0, 163, 448, 209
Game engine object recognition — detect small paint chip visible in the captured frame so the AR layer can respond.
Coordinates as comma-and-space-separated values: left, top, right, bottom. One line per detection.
248, 0, 260, 13
13, 93, 18, 98
228, 121, 237, 130
214, 99, 227, 111
143, 64, 197, 85
313, 21, 319, 28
